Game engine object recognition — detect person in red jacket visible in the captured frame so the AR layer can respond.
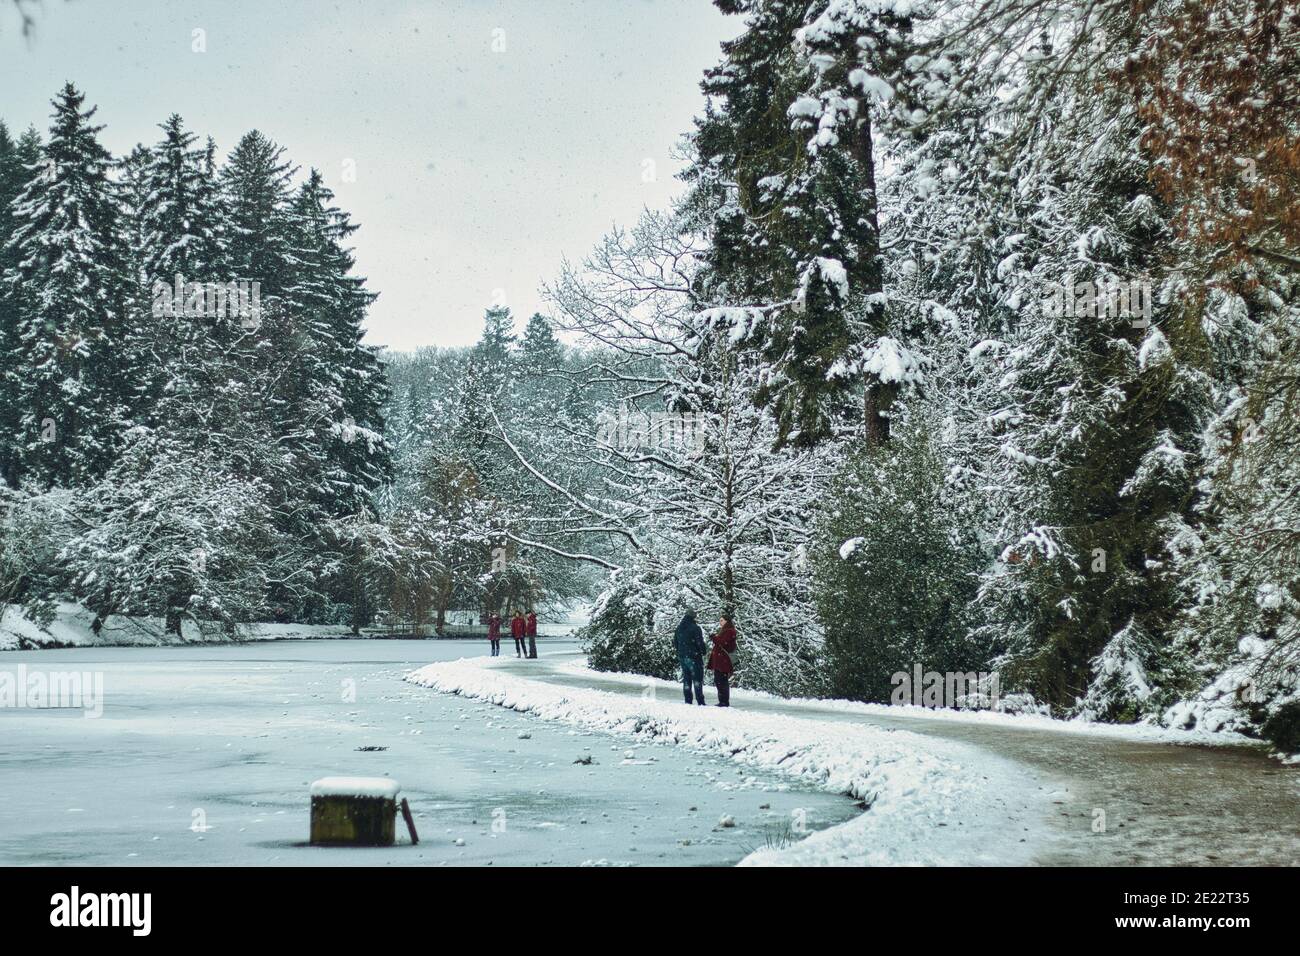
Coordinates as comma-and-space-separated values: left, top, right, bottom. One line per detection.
487, 612, 502, 657
510, 611, 527, 657
706, 613, 738, 707
526, 610, 538, 659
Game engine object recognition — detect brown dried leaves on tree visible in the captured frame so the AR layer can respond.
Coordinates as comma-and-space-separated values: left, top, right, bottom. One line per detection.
1116, 0, 1300, 276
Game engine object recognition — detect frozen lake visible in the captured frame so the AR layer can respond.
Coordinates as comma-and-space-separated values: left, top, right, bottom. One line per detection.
0, 640, 859, 866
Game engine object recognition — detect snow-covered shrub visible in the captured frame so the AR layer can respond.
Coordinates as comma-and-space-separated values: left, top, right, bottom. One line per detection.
581, 583, 678, 681
988, 692, 1051, 717
0, 485, 79, 626
811, 419, 987, 703
57, 430, 277, 634
1262, 702, 1300, 754
1163, 625, 1300, 742
1073, 619, 1169, 723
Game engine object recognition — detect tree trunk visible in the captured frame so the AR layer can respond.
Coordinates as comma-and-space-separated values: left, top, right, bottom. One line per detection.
165, 600, 184, 637
865, 378, 897, 448
435, 582, 449, 636
850, 91, 892, 448
349, 541, 365, 636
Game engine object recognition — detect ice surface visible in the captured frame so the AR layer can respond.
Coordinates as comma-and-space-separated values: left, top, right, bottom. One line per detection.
0, 640, 856, 866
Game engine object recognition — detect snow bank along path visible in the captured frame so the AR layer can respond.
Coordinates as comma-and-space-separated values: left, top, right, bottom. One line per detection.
469, 657, 1300, 865
406, 656, 1048, 865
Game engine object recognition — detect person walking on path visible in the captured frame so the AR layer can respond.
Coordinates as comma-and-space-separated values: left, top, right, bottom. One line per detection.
487, 612, 502, 657
510, 610, 527, 657
526, 610, 538, 659
706, 613, 738, 707
673, 609, 707, 705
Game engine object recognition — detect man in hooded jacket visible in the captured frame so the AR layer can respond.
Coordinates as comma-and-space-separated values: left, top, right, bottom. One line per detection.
673, 609, 707, 705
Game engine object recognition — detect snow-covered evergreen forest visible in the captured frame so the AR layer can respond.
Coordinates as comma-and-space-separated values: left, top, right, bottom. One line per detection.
2, 0, 1298, 754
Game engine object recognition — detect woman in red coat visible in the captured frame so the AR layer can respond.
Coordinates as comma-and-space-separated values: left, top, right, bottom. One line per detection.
487, 612, 502, 657
706, 613, 738, 707
510, 611, 527, 658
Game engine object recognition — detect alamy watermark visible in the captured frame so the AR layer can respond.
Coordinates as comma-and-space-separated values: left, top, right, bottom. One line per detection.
594, 406, 707, 454
0, 665, 104, 718
50, 886, 151, 936
151, 273, 262, 328
1042, 278, 1153, 328
891, 664, 1000, 710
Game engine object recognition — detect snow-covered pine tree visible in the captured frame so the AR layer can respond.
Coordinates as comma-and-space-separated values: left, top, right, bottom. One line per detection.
211, 130, 340, 620
221, 130, 296, 298
0, 122, 42, 488
476, 305, 516, 368
115, 142, 156, 419
284, 168, 393, 631
513, 311, 592, 531
958, 31, 1214, 720
3, 84, 132, 488
1124, 0, 1300, 747
140, 115, 227, 288
686, 0, 933, 447
285, 168, 391, 519
451, 306, 519, 488
521, 312, 561, 370
802, 4, 1021, 705
812, 413, 987, 703
129, 117, 234, 424
516, 310, 565, 426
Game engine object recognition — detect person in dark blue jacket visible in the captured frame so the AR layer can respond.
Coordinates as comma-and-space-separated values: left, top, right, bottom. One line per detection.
673, 609, 707, 705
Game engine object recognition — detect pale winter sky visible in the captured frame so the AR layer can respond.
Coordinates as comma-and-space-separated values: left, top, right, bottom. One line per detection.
0, 0, 739, 350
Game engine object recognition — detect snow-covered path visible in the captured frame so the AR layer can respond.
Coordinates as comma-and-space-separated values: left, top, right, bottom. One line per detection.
410, 652, 1300, 866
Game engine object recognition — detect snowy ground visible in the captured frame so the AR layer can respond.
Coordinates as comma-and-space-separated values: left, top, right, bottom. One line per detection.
0, 640, 859, 866
409, 653, 1300, 866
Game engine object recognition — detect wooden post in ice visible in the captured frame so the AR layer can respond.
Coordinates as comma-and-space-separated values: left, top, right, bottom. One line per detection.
309, 777, 400, 847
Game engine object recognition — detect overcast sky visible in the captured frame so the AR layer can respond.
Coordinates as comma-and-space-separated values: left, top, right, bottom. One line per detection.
0, 0, 739, 350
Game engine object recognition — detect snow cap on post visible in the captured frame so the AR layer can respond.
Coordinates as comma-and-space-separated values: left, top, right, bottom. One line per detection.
309, 776, 401, 799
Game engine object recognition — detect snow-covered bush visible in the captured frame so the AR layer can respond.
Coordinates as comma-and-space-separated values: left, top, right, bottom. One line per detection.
581, 583, 678, 682
1262, 702, 1300, 755
986, 693, 1051, 717
1073, 619, 1172, 723
57, 430, 276, 634
0, 484, 79, 626
812, 419, 987, 703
